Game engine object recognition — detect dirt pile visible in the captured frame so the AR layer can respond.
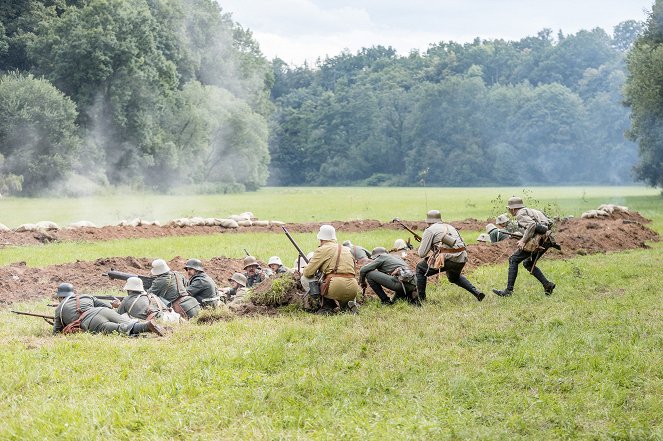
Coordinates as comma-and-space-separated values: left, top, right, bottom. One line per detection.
1, 212, 657, 307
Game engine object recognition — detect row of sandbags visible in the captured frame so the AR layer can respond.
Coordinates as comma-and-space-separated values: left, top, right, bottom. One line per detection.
581, 203, 629, 219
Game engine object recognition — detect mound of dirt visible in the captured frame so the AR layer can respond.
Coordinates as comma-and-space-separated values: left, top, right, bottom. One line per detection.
1, 212, 658, 308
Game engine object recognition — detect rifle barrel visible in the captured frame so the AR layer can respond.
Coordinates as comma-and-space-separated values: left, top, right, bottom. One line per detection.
11, 310, 55, 320
281, 226, 309, 264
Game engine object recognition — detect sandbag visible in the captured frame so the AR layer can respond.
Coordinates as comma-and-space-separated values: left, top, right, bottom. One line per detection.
269, 220, 286, 226
236, 220, 252, 227
68, 221, 97, 229
15, 223, 38, 232
218, 219, 239, 229
253, 220, 269, 227
0, 223, 10, 232
35, 221, 60, 230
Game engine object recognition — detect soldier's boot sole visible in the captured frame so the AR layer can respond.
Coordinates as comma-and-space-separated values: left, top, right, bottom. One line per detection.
147, 320, 166, 336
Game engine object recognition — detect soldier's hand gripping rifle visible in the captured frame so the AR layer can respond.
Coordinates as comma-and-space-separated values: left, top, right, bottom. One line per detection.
11, 310, 55, 325
392, 218, 422, 242
104, 270, 154, 290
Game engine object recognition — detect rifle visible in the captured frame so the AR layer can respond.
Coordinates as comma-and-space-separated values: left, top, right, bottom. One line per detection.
243, 248, 250, 256
11, 310, 55, 325
392, 218, 422, 242
104, 270, 154, 290
281, 226, 309, 264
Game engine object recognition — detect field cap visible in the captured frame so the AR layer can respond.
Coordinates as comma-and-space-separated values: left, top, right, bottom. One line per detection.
123, 277, 145, 292
151, 259, 170, 275
317, 224, 336, 241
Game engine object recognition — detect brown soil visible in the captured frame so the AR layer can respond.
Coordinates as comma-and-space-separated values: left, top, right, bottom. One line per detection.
1, 212, 658, 308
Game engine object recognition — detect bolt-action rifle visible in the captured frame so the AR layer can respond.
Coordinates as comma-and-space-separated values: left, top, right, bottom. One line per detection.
243, 248, 250, 257
392, 218, 422, 242
104, 270, 154, 290
11, 310, 55, 325
281, 226, 309, 264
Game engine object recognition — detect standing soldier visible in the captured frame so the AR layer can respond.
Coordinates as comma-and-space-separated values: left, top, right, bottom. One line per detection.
242, 255, 268, 287
53, 283, 165, 336
184, 258, 220, 308
416, 210, 485, 302
116, 277, 168, 320
492, 197, 556, 297
304, 225, 360, 313
359, 247, 417, 305
147, 259, 201, 319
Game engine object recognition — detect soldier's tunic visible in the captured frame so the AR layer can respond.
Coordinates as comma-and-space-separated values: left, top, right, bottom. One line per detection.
488, 227, 509, 243
227, 287, 249, 309
53, 295, 137, 335
416, 222, 482, 301
271, 265, 288, 274
345, 245, 371, 266
303, 241, 360, 307
243, 270, 266, 288
359, 254, 416, 303
187, 271, 220, 307
147, 271, 200, 318
117, 291, 166, 320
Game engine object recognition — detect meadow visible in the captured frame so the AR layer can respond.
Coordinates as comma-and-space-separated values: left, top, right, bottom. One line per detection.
0, 186, 661, 440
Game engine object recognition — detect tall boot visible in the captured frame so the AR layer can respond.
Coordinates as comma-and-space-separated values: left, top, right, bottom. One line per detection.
455, 276, 485, 301
367, 280, 393, 304
506, 258, 519, 291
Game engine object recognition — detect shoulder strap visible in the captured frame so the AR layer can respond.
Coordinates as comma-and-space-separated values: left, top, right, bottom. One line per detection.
127, 294, 143, 316
331, 245, 342, 274
75, 295, 82, 316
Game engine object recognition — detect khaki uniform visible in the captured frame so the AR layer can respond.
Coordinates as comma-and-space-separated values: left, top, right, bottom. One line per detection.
304, 241, 360, 306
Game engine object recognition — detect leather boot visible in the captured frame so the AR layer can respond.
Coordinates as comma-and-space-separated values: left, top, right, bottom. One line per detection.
146, 320, 166, 336
544, 282, 555, 296
455, 276, 485, 301
492, 288, 513, 297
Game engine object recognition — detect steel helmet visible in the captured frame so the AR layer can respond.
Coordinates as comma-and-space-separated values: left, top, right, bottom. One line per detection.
486, 223, 497, 233
507, 196, 525, 210
477, 233, 491, 242
56, 283, 74, 298
229, 273, 247, 287
184, 258, 204, 272
243, 255, 259, 269
425, 210, 442, 224
317, 224, 336, 241
123, 277, 145, 292
371, 247, 387, 257
151, 259, 170, 276
268, 256, 282, 266
393, 238, 407, 250
495, 214, 509, 225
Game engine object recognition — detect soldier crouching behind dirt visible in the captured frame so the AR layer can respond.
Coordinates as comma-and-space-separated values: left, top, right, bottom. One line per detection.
53, 283, 165, 336
359, 247, 417, 305
303, 225, 360, 314
416, 210, 485, 302
492, 197, 556, 297
267, 256, 288, 275
223, 273, 249, 307
184, 258, 220, 308
242, 256, 269, 287
147, 259, 200, 319
115, 277, 168, 320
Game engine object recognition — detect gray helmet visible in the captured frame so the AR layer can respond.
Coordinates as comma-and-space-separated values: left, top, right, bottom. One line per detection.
342, 240, 352, 247
184, 258, 204, 272
507, 196, 525, 210
371, 247, 387, 257
426, 210, 442, 224
56, 283, 74, 298
243, 255, 258, 269
229, 273, 247, 287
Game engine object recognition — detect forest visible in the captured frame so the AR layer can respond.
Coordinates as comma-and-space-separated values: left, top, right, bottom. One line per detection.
0, 0, 656, 194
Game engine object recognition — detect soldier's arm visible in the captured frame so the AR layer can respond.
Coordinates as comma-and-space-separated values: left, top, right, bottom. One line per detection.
92, 297, 113, 308
52, 312, 63, 334
359, 259, 380, 284
146, 277, 164, 296
302, 249, 325, 278
186, 278, 204, 297
417, 229, 434, 258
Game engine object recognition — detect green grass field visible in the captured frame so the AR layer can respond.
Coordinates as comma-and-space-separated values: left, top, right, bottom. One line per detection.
1, 187, 662, 440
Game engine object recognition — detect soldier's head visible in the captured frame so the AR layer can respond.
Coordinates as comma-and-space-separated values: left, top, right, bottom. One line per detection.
243, 255, 259, 275
486, 223, 497, 233
393, 238, 407, 251
506, 196, 524, 215
477, 233, 491, 243
228, 272, 247, 289
317, 224, 336, 243
123, 277, 145, 294
56, 282, 74, 298
268, 256, 282, 272
184, 258, 204, 276
495, 213, 509, 227
342, 240, 352, 247
425, 210, 442, 224
151, 259, 170, 276
371, 247, 387, 258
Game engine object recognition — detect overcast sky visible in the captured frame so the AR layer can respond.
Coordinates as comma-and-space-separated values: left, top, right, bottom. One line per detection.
216, 0, 654, 66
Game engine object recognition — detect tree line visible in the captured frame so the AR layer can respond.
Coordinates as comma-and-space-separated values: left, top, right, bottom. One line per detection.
1, 1, 659, 194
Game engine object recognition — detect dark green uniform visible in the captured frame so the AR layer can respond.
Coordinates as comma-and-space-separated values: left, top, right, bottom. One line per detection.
488, 227, 509, 243
187, 271, 220, 307
148, 271, 200, 318
359, 254, 416, 303
53, 295, 149, 335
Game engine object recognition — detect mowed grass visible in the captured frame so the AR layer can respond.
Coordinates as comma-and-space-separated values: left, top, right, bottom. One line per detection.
0, 186, 662, 439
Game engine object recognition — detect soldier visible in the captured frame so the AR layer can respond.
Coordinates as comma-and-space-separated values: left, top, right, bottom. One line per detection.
492, 197, 556, 297
267, 256, 288, 274
485, 223, 509, 243
223, 273, 249, 305
416, 210, 485, 302
303, 225, 360, 313
495, 213, 514, 231
184, 258, 220, 308
390, 238, 411, 259
53, 283, 165, 336
147, 259, 200, 319
116, 277, 168, 320
342, 240, 371, 266
243, 255, 268, 287
359, 247, 416, 305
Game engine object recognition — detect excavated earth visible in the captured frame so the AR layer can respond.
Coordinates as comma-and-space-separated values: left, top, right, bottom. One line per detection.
0, 212, 657, 308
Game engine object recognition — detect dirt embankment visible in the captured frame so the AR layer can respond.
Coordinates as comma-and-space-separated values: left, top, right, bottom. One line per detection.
0, 212, 657, 307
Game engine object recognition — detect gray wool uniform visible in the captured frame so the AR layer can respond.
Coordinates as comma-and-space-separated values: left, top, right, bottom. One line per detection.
117, 292, 167, 320
359, 254, 415, 303
148, 271, 200, 318
186, 271, 220, 307
53, 295, 138, 335
417, 223, 467, 263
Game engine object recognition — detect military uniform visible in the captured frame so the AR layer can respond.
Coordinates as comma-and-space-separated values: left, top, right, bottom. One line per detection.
487, 224, 509, 243
303, 241, 360, 307
359, 251, 416, 304
148, 271, 200, 319
117, 292, 167, 320
494, 199, 556, 296
416, 211, 484, 302
243, 270, 266, 287
53, 295, 155, 335
187, 271, 220, 307
344, 242, 371, 266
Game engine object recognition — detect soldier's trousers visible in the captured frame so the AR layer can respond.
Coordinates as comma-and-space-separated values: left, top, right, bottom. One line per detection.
81, 308, 141, 335
365, 270, 415, 303
506, 249, 550, 290
416, 259, 481, 301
